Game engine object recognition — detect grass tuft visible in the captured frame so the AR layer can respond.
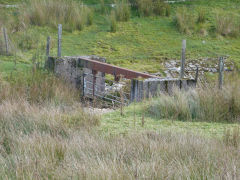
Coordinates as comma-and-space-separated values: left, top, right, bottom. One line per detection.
175, 6, 195, 34
148, 74, 240, 123
110, 11, 117, 32
215, 11, 240, 37
115, 0, 131, 22
21, 0, 93, 32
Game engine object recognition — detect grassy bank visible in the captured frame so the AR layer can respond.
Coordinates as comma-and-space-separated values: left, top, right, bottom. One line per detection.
1, 0, 240, 73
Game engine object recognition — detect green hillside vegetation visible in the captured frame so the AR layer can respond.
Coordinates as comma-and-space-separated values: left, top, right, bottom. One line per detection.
0, 0, 240, 74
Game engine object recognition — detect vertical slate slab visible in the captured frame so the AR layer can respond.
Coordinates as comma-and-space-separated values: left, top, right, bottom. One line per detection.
159, 80, 167, 93
187, 80, 197, 88
130, 79, 137, 102
138, 80, 144, 101
181, 80, 188, 91
167, 80, 180, 95
130, 78, 196, 102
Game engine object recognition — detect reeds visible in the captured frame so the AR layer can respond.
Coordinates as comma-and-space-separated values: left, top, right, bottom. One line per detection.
21, 0, 93, 32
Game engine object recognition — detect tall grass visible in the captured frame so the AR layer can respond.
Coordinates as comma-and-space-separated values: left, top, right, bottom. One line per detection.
0, 70, 80, 104
148, 73, 240, 122
115, 0, 131, 22
0, 70, 99, 135
21, 0, 93, 32
175, 7, 195, 34
0, 129, 239, 178
215, 11, 240, 37
131, 0, 171, 17
110, 11, 118, 32
0, 71, 239, 179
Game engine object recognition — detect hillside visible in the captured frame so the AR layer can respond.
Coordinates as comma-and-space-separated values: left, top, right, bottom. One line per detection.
0, 0, 240, 75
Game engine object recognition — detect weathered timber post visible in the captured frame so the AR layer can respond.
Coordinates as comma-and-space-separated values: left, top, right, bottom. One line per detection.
180, 39, 186, 79
218, 57, 224, 89
46, 36, 51, 57
195, 66, 199, 83
2, 27, 9, 55
58, 24, 62, 57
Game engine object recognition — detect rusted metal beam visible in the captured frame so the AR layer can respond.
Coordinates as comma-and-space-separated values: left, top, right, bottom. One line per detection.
77, 57, 158, 79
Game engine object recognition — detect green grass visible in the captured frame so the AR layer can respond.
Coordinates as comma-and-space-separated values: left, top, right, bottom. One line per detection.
100, 102, 240, 137
1, 0, 240, 73
0, 60, 30, 76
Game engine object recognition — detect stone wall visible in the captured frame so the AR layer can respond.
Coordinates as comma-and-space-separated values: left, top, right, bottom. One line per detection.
46, 56, 106, 97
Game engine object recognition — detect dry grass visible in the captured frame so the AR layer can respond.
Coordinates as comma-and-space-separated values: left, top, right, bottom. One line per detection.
175, 7, 195, 34
0, 127, 239, 179
21, 0, 93, 32
148, 73, 240, 122
215, 11, 240, 37
0, 70, 79, 104
0, 70, 240, 178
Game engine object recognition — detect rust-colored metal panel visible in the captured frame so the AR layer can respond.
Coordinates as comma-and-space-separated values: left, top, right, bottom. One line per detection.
77, 57, 158, 79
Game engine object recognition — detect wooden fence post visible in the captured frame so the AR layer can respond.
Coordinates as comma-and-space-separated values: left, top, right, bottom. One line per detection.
195, 66, 199, 83
2, 27, 9, 55
180, 39, 186, 79
58, 24, 62, 57
218, 57, 224, 89
46, 36, 51, 57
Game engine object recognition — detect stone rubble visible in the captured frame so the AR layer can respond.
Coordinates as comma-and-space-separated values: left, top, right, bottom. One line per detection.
161, 58, 234, 78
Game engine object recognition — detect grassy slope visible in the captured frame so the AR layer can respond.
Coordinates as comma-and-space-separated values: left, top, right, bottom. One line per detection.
1, 0, 240, 73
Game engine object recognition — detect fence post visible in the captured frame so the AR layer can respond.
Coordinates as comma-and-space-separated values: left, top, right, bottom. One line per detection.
46, 36, 51, 57
218, 57, 224, 89
180, 39, 186, 79
195, 66, 199, 83
2, 27, 9, 55
58, 24, 62, 57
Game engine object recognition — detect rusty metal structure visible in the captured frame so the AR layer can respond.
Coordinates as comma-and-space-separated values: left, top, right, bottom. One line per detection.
77, 57, 158, 80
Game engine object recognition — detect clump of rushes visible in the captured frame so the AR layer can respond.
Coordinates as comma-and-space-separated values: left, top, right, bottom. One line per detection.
110, 11, 117, 33
100, 0, 106, 14
131, 0, 171, 17
215, 11, 240, 37
148, 72, 240, 123
21, 0, 93, 32
197, 8, 207, 24
115, 0, 131, 22
175, 6, 195, 34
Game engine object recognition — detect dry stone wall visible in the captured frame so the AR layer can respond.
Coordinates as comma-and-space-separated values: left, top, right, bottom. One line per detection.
46, 56, 106, 96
